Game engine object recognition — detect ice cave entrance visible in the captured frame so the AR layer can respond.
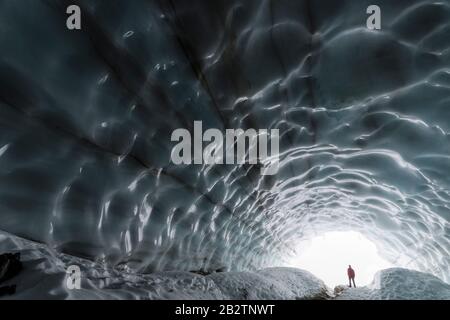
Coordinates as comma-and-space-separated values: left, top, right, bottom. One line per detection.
289, 231, 394, 288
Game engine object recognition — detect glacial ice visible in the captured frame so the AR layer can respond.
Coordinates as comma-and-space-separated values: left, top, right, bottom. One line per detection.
0, 0, 449, 299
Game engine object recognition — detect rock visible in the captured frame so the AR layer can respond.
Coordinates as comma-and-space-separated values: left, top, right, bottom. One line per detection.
0, 253, 22, 284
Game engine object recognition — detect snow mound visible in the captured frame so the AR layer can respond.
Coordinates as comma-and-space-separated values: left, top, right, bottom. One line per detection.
209, 268, 328, 300
335, 268, 450, 300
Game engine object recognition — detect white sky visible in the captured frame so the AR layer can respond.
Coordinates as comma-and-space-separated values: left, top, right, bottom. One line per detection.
288, 231, 394, 288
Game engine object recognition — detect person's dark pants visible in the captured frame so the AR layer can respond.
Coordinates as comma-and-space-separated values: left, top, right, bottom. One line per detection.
349, 277, 356, 288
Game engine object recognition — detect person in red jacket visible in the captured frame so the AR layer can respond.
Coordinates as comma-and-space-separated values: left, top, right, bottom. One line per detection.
347, 265, 356, 288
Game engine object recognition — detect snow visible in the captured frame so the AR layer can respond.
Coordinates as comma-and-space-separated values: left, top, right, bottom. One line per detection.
1, 232, 448, 300
335, 268, 450, 300
209, 268, 328, 300
0, 232, 327, 300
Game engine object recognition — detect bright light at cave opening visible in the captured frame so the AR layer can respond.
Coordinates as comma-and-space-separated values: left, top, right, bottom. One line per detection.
289, 231, 394, 288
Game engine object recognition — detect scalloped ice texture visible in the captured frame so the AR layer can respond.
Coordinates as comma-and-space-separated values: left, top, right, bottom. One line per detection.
0, 0, 449, 285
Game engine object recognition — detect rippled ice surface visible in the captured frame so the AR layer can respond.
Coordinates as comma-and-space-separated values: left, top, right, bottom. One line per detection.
0, 0, 449, 287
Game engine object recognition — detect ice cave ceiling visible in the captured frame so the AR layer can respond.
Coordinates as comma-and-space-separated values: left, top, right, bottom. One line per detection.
0, 0, 449, 282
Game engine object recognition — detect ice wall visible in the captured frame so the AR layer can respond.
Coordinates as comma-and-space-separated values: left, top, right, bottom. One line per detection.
0, 0, 449, 281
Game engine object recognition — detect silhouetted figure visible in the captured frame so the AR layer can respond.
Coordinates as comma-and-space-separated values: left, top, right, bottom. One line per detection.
347, 265, 356, 288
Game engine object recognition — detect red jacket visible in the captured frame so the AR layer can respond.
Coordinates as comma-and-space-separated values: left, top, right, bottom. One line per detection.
348, 267, 355, 278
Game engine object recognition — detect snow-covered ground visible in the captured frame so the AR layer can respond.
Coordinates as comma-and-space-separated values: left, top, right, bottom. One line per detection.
335, 268, 450, 300
0, 232, 327, 299
1, 232, 448, 300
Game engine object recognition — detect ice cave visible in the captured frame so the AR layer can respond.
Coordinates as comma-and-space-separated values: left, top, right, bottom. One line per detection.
0, 0, 449, 300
